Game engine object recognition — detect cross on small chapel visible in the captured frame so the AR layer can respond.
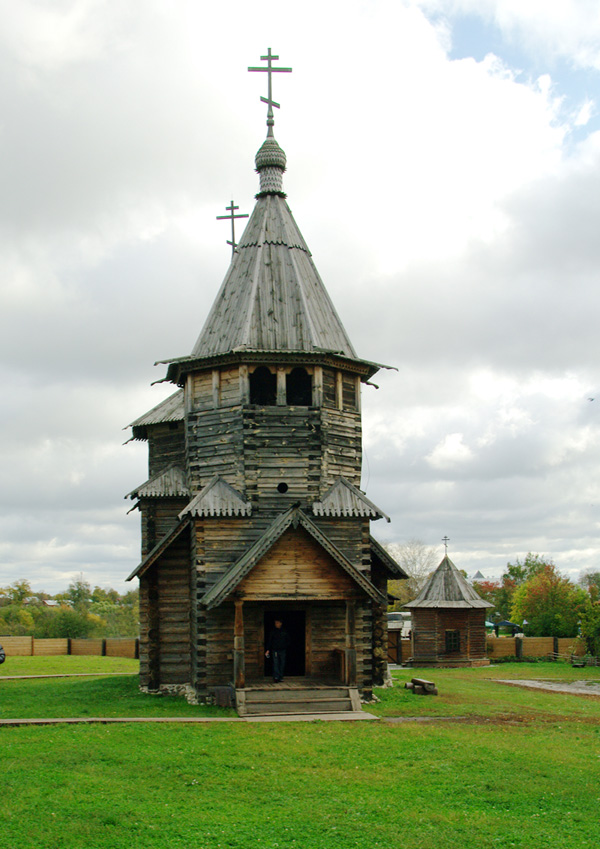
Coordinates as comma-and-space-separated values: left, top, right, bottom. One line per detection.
248, 48, 292, 136
216, 200, 249, 256
442, 536, 450, 555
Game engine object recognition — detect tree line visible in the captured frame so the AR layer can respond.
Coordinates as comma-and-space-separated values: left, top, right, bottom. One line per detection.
387, 542, 600, 655
0, 577, 139, 639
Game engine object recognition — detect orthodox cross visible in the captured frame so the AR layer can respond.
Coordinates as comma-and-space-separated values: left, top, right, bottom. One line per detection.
442, 536, 450, 555
248, 48, 292, 137
216, 200, 249, 256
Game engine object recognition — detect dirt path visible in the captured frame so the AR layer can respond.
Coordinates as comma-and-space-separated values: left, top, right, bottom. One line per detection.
497, 678, 600, 696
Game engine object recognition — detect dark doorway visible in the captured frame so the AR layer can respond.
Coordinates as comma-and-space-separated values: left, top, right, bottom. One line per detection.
264, 610, 305, 677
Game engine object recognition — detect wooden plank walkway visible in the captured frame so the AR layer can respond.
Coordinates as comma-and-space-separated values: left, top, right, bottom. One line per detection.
0, 713, 376, 727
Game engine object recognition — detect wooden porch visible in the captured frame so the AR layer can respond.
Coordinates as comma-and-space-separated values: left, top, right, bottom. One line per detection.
235, 678, 363, 716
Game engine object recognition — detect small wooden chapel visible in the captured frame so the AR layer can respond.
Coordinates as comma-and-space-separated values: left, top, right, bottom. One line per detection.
126, 50, 406, 710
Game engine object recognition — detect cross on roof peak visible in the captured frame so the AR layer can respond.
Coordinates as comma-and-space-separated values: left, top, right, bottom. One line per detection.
442, 536, 450, 555
216, 200, 249, 257
248, 48, 292, 138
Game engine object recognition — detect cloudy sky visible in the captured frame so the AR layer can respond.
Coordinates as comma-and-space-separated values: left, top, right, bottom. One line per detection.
2, 0, 600, 593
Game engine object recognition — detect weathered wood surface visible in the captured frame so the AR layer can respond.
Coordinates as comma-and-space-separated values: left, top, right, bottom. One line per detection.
410, 607, 489, 667
236, 527, 358, 601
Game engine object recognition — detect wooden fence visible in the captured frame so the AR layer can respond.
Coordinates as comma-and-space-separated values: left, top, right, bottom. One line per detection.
387, 634, 583, 664
0, 636, 139, 659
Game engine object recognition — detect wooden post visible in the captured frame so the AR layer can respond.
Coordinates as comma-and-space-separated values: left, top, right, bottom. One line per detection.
313, 366, 323, 408
239, 364, 250, 404
276, 368, 286, 405
212, 369, 220, 408
234, 598, 246, 689
335, 370, 343, 410
515, 636, 523, 661
345, 599, 357, 686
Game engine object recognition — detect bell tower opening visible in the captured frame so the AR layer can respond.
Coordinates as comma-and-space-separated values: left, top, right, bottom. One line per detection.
286, 367, 312, 406
250, 366, 276, 405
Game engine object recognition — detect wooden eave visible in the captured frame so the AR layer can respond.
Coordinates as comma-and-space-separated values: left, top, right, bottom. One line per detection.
313, 477, 390, 522
126, 516, 191, 581
179, 476, 252, 518
370, 536, 409, 579
202, 507, 387, 609
157, 349, 390, 387
126, 389, 184, 440
125, 465, 189, 500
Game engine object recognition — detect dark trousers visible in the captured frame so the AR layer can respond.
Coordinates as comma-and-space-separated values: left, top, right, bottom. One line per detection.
272, 650, 286, 681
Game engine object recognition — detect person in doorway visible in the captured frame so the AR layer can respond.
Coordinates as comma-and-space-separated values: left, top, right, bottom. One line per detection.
265, 619, 290, 683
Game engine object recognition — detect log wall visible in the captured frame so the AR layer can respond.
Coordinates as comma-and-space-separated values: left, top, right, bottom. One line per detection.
147, 422, 186, 479
140, 498, 189, 558
411, 608, 489, 665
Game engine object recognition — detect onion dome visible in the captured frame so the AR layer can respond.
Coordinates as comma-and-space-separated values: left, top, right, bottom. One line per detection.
255, 136, 286, 195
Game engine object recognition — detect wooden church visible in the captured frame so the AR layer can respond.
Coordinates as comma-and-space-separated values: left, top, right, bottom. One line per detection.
126, 51, 406, 711
404, 555, 492, 667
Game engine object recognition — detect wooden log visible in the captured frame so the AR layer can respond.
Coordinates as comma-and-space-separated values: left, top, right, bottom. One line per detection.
233, 598, 245, 689
345, 599, 357, 686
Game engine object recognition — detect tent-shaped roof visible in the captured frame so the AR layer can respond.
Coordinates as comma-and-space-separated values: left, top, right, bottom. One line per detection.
404, 555, 493, 609
312, 477, 390, 521
159, 135, 389, 385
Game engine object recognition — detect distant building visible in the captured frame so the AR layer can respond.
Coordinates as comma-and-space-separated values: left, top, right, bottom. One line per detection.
404, 555, 493, 667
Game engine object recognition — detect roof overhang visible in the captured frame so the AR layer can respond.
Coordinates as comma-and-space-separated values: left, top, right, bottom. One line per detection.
202, 507, 388, 609
126, 517, 191, 581
370, 536, 409, 579
155, 349, 394, 387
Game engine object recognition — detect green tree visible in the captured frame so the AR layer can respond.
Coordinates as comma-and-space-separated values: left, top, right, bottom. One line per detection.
511, 564, 587, 637
3, 579, 33, 605
64, 576, 92, 613
43, 608, 97, 638
0, 604, 35, 635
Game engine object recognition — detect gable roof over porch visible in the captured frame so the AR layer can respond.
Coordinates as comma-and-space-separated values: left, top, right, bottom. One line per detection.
202, 506, 387, 609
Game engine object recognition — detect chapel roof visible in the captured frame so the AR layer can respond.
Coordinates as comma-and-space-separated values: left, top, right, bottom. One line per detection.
404, 555, 493, 609
160, 128, 389, 384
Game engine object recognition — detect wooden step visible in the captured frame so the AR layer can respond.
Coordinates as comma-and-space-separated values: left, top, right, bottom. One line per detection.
244, 698, 353, 716
236, 685, 362, 717
244, 687, 350, 703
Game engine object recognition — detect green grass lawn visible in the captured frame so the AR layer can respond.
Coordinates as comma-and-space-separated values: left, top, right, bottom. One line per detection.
370, 662, 600, 722
1, 659, 599, 848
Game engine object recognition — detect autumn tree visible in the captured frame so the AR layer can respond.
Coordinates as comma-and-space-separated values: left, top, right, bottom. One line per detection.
511, 563, 588, 637
386, 539, 437, 608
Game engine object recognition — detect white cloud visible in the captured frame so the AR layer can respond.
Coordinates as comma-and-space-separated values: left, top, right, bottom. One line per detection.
2, 0, 600, 591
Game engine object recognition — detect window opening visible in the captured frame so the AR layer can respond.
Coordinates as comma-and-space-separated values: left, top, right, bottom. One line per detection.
249, 366, 276, 405
445, 630, 460, 653
286, 367, 312, 406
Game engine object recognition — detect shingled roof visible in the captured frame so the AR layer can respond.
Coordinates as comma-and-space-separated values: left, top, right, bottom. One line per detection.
159, 135, 389, 384
404, 555, 493, 609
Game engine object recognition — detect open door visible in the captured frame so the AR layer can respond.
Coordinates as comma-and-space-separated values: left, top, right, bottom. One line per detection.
264, 610, 305, 677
